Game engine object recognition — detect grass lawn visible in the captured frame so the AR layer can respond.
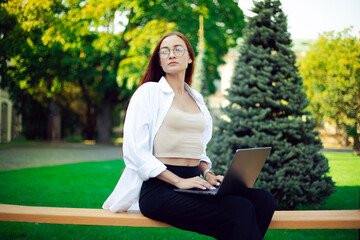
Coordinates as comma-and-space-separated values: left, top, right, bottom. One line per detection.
0, 152, 359, 239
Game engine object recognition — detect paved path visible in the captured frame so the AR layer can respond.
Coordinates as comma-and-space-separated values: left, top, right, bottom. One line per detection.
320, 148, 353, 153
0, 142, 122, 171
0, 142, 353, 171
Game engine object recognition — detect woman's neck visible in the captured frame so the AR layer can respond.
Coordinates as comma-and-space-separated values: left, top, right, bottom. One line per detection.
165, 73, 186, 96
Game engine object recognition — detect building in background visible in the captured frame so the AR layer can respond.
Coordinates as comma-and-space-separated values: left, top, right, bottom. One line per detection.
0, 89, 21, 143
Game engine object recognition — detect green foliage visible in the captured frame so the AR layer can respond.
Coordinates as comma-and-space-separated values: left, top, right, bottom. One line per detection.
119, 20, 176, 89
1, 0, 245, 142
209, 0, 335, 209
300, 29, 360, 154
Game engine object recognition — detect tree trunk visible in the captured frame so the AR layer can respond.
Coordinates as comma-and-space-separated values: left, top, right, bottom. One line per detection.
84, 108, 96, 140
78, 77, 96, 140
342, 134, 349, 146
97, 98, 113, 144
353, 134, 360, 156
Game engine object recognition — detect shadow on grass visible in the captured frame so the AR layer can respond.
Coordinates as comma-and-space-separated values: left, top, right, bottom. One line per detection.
296, 186, 360, 210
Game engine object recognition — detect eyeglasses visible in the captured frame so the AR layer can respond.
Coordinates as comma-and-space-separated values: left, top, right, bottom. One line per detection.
159, 46, 187, 59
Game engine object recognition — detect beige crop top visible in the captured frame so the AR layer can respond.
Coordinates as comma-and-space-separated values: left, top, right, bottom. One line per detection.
153, 105, 206, 159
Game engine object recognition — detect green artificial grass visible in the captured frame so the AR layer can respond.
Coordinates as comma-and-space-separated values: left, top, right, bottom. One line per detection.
0, 152, 359, 239
297, 152, 359, 210
323, 152, 360, 186
0, 160, 125, 208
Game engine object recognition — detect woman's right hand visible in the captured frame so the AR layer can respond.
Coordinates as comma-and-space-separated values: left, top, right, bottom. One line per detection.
175, 176, 215, 190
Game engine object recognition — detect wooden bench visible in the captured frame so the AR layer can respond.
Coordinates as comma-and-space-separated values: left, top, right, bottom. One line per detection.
0, 204, 359, 229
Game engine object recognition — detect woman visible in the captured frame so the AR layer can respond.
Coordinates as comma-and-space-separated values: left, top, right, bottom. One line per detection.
103, 32, 275, 239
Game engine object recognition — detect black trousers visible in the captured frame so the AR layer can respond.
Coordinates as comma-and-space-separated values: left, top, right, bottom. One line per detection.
139, 165, 275, 240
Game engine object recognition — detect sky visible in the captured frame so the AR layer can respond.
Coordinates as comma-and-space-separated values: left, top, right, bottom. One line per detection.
238, 0, 360, 39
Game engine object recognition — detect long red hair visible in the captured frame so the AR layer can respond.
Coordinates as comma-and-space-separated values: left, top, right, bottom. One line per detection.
139, 32, 195, 86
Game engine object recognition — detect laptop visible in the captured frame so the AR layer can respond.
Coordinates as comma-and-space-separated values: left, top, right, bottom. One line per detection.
174, 147, 271, 196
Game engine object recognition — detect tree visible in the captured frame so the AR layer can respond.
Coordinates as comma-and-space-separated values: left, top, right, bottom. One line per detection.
209, 0, 335, 209
0, 0, 75, 139
192, 15, 209, 101
193, 48, 209, 98
300, 29, 360, 155
1, 0, 245, 143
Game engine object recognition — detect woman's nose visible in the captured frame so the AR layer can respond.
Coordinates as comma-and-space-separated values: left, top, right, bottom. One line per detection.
169, 49, 176, 58
169, 51, 176, 58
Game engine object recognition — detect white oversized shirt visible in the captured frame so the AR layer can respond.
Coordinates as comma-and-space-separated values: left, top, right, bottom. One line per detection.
102, 76, 213, 212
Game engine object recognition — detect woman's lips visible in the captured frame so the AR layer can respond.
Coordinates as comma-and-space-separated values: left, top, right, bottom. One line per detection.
168, 61, 178, 65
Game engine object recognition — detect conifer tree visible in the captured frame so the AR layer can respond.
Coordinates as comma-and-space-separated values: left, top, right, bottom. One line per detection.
209, 0, 335, 209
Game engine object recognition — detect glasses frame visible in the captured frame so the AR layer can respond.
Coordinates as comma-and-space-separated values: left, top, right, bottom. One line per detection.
158, 46, 187, 59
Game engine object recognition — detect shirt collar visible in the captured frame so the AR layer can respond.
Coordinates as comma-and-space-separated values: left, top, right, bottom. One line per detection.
184, 82, 202, 103
159, 76, 173, 93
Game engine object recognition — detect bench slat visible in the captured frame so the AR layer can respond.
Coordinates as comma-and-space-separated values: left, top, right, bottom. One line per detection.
0, 204, 172, 227
0, 204, 359, 229
270, 210, 360, 229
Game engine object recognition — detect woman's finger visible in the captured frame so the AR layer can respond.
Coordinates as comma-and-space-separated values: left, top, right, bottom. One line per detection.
200, 180, 215, 190
195, 183, 207, 190
205, 174, 220, 186
216, 175, 224, 182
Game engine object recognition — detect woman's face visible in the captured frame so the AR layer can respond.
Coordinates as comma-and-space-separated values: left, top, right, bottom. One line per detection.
159, 35, 192, 75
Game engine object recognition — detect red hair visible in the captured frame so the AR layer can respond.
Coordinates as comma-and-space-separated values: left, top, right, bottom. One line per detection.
139, 32, 195, 86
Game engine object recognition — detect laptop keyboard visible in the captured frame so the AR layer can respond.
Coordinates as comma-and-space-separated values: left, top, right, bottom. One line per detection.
192, 187, 219, 193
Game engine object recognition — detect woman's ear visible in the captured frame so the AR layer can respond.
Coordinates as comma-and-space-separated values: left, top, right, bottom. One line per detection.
188, 58, 193, 64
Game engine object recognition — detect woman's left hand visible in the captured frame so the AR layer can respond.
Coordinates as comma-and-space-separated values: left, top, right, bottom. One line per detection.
205, 173, 224, 187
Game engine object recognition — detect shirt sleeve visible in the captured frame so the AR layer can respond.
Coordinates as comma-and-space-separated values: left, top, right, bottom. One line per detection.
199, 101, 213, 169
122, 86, 166, 181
